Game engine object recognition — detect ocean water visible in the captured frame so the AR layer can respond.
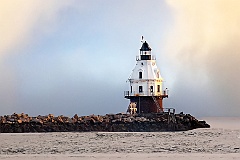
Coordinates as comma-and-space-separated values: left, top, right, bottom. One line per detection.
202, 117, 240, 130
0, 117, 239, 160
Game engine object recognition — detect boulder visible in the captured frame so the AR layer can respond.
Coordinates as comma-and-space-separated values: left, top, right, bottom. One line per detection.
0, 112, 210, 133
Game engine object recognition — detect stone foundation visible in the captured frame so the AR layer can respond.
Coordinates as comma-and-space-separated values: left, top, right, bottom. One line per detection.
0, 112, 210, 133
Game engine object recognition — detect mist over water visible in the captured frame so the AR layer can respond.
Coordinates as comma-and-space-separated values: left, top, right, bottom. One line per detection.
165, 0, 240, 116
0, 1, 172, 116
0, 0, 239, 117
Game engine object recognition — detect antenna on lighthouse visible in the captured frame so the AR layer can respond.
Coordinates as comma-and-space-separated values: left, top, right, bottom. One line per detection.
141, 36, 144, 43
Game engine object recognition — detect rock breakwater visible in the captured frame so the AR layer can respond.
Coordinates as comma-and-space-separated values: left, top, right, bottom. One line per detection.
0, 112, 210, 133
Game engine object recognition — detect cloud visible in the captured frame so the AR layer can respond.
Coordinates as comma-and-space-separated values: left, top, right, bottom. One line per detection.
0, 0, 75, 56
165, 0, 240, 116
0, 0, 78, 115
4, 0, 237, 117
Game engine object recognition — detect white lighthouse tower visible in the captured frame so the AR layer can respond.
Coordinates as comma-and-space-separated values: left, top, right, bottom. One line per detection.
124, 38, 168, 113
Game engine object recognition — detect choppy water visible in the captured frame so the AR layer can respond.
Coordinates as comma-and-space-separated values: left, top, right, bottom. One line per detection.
0, 131, 239, 154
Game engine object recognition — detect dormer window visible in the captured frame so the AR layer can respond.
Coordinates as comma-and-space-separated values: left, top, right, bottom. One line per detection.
139, 72, 142, 79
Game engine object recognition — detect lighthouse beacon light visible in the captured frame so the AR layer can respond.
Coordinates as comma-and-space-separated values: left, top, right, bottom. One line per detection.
124, 37, 168, 114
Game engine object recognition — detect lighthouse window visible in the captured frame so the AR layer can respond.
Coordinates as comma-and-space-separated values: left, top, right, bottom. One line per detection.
139, 86, 143, 93
157, 85, 160, 92
139, 72, 142, 79
131, 86, 132, 93
150, 86, 153, 92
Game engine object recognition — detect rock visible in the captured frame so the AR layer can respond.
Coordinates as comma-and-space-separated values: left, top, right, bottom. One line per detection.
0, 112, 210, 133
73, 114, 78, 119
9, 118, 16, 123
30, 118, 43, 124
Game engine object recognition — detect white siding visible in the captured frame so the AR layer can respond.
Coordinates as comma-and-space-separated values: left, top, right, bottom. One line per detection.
128, 58, 164, 96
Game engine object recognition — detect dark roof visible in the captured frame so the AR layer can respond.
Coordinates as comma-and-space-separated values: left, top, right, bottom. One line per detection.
140, 41, 152, 51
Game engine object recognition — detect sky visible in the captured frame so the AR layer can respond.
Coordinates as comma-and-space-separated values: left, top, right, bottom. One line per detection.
0, 0, 239, 117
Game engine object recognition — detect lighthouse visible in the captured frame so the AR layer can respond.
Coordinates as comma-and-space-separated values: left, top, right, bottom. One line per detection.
124, 38, 168, 113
